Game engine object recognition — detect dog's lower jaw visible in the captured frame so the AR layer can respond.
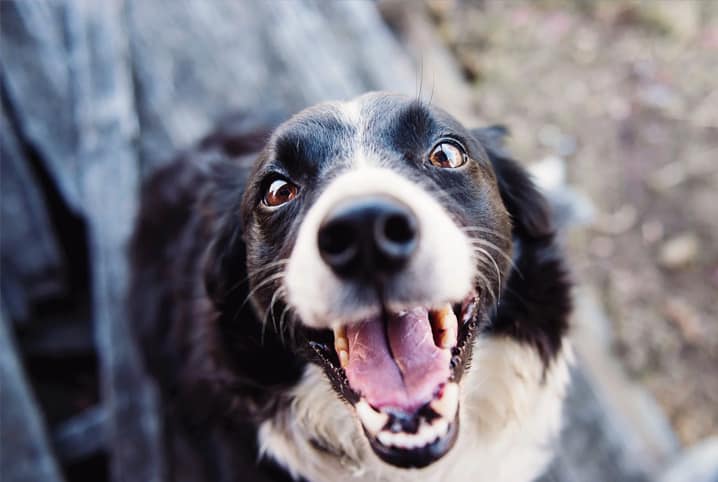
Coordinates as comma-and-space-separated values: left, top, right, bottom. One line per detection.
257, 337, 573, 482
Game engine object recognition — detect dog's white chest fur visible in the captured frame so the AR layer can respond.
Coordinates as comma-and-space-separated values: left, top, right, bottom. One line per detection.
258, 337, 572, 482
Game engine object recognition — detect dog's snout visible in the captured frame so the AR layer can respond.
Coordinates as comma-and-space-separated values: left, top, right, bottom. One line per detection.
317, 196, 418, 278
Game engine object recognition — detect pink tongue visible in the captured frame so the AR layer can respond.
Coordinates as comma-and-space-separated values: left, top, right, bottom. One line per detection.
345, 307, 451, 412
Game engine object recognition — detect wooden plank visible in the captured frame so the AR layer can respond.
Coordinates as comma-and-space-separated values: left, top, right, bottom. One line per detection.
126, 0, 416, 172
0, 111, 66, 325
540, 367, 651, 482
0, 305, 65, 482
63, 1, 167, 480
52, 405, 107, 462
1, 1, 166, 480
0, 1, 83, 213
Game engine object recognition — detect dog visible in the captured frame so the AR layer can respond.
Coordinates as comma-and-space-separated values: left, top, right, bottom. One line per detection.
130, 92, 572, 482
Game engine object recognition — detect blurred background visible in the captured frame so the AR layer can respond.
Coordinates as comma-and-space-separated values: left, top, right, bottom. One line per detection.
1, 1, 716, 481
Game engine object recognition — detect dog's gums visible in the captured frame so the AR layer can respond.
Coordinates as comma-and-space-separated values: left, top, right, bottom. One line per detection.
308, 293, 479, 468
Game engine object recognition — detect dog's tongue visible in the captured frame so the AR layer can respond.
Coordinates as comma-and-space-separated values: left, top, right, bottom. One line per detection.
345, 307, 451, 411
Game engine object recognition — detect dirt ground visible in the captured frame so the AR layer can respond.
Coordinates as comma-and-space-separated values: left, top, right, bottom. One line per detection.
427, 0, 718, 446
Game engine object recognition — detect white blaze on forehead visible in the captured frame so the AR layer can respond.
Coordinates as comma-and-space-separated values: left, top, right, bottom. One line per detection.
335, 96, 380, 169
284, 166, 474, 329
338, 98, 363, 126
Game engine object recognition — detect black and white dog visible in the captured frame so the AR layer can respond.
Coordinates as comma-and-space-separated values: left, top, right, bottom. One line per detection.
130, 92, 572, 482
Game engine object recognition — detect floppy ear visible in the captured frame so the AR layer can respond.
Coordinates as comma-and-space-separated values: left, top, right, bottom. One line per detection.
471, 127, 570, 366
200, 120, 276, 310
472, 126, 554, 240
204, 214, 247, 311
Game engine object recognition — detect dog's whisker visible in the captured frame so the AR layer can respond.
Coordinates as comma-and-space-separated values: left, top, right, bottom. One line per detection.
460, 225, 511, 242
468, 239, 514, 269
238, 271, 285, 313
468, 238, 522, 278
277, 302, 294, 344
472, 246, 503, 296
263, 286, 285, 344
247, 259, 290, 278
223, 259, 291, 298
469, 261, 498, 307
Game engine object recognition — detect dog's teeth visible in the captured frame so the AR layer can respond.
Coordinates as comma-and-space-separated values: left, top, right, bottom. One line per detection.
434, 304, 458, 348
433, 418, 449, 437
334, 325, 348, 349
438, 326, 456, 349
430, 382, 459, 419
416, 421, 434, 446
356, 400, 389, 435
377, 431, 393, 447
397, 434, 410, 448
338, 350, 349, 368
374, 415, 453, 450
334, 325, 349, 366
335, 337, 348, 351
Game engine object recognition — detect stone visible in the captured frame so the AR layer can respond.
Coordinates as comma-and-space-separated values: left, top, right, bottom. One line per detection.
659, 233, 700, 269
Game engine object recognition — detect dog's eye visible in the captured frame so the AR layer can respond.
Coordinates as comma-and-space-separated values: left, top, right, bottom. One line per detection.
429, 142, 467, 169
264, 179, 299, 207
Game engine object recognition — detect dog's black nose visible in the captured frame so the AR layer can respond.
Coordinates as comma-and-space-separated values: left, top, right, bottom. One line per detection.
317, 197, 418, 278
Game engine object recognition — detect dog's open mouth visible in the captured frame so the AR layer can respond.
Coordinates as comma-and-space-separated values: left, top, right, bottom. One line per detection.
308, 292, 480, 468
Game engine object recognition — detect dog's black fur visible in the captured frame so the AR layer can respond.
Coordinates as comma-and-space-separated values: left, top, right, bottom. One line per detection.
129, 99, 570, 481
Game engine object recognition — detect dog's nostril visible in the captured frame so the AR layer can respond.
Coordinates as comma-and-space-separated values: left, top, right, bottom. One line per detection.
375, 210, 417, 265
382, 213, 416, 245
318, 221, 356, 256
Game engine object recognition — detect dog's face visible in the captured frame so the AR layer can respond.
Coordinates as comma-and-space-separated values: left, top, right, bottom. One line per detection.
239, 93, 513, 468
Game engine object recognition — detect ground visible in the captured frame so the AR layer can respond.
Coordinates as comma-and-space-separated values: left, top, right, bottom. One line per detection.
427, 0, 718, 446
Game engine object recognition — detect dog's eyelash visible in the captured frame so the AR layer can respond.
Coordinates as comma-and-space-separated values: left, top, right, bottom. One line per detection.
434, 134, 468, 152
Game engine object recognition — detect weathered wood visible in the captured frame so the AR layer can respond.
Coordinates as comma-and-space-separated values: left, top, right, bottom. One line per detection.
0, 305, 65, 482
1, 0, 166, 480
0, 1, 83, 214
18, 314, 94, 357
126, 0, 416, 172
65, 1, 166, 481
539, 368, 651, 482
52, 405, 107, 462
0, 111, 66, 325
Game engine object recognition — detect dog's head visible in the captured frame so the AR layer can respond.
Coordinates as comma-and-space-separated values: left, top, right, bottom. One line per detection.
209, 93, 525, 468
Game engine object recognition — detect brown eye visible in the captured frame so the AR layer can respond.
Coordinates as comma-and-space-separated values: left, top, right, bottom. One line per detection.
264, 179, 298, 207
429, 142, 467, 168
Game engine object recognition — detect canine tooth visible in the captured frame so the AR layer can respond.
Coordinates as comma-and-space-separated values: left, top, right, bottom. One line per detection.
434, 304, 458, 348
424, 419, 442, 442
335, 336, 348, 352
433, 418, 449, 436
333, 325, 348, 351
338, 350, 349, 368
334, 325, 349, 368
438, 326, 456, 348
430, 382, 459, 419
356, 400, 389, 435
435, 304, 453, 329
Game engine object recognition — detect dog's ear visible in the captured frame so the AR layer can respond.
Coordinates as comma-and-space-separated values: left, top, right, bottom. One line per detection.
203, 163, 250, 311
472, 126, 553, 239
471, 127, 571, 366
201, 122, 275, 309
204, 224, 246, 311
